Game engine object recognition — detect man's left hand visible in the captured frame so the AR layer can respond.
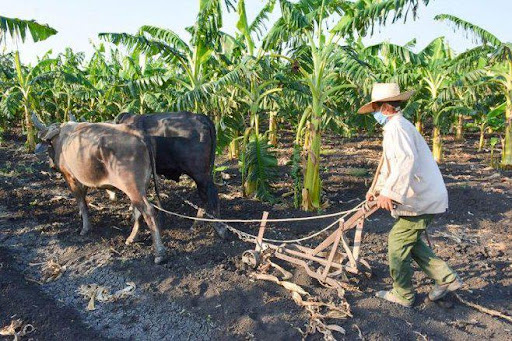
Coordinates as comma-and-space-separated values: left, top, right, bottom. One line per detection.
376, 195, 394, 211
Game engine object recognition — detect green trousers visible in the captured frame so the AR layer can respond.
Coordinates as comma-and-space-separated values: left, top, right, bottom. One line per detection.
388, 214, 456, 303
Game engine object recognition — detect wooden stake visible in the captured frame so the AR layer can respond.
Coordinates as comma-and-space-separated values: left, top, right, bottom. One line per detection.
255, 211, 269, 252
321, 220, 344, 280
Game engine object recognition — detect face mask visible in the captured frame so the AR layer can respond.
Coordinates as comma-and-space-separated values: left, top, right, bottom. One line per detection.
373, 111, 389, 126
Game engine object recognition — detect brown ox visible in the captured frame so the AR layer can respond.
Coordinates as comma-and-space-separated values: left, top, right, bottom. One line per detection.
32, 113, 166, 264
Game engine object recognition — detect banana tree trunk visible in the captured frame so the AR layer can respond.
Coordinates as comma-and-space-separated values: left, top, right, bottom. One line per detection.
268, 111, 277, 146
478, 123, 486, 152
63, 92, 72, 122
243, 140, 257, 197
432, 126, 443, 163
24, 105, 36, 152
501, 101, 512, 168
455, 114, 464, 141
302, 121, 311, 152
244, 111, 259, 197
302, 111, 322, 211
14, 51, 36, 151
415, 119, 423, 135
228, 137, 239, 160
140, 94, 145, 114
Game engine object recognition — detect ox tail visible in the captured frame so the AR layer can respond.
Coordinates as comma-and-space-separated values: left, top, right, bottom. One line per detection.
205, 115, 220, 217
206, 115, 217, 176
136, 115, 162, 208
143, 134, 162, 208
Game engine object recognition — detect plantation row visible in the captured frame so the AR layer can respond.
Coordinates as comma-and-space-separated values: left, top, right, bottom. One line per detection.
1, 0, 511, 211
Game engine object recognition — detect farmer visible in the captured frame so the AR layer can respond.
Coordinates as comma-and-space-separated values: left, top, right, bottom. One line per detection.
358, 83, 462, 307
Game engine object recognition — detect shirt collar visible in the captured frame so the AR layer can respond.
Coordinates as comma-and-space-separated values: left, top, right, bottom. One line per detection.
383, 111, 403, 131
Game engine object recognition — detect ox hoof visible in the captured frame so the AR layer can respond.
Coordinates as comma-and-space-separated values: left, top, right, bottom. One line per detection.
154, 255, 167, 265
80, 229, 90, 236
213, 224, 227, 239
125, 235, 142, 245
190, 221, 204, 231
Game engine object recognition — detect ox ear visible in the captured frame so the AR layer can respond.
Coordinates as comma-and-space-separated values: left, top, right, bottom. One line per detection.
68, 113, 77, 122
31, 112, 47, 130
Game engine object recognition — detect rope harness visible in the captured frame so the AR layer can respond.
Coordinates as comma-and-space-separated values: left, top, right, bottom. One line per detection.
152, 192, 368, 244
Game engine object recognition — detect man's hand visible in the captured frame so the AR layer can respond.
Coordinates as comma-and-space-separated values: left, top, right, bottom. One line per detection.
376, 195, 394, 211
365, 191, 376, 202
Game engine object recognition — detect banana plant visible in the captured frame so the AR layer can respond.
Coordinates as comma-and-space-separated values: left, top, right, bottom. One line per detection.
83, 45, 128, 120
116, 50, 169, 114
235, 0, 276, 57
0, 53, 17, 126
45, 48, 99, 122
210, 1, 281, 199
474, 102, 506, 151
235, 0, 280, 146
436, 13, 512, 167
410, 37, 456, 162
263, 0, 429, 211
0, 16, 57, 150
99, 0, 234, 114
237, 72, 281, 198
7, 57, 59, 150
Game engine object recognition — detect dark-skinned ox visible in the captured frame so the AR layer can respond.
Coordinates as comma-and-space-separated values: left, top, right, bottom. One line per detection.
114, 111, 225, 238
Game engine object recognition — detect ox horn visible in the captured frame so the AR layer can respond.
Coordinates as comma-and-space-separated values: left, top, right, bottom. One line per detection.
31, 112, 47, 130
69, 113, 77, 122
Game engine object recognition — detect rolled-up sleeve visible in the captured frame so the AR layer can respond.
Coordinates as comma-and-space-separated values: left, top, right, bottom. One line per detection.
380, 127, 417, 204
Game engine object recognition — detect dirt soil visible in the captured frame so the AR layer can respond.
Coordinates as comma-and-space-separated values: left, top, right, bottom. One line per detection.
1, 130, 511, 340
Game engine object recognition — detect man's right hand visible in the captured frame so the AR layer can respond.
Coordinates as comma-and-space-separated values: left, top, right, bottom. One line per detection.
366, 191, 375, 202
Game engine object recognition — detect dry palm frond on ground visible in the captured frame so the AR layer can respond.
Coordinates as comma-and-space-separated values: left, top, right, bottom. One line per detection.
0, 319, 34, 341
77, 282, 136, 311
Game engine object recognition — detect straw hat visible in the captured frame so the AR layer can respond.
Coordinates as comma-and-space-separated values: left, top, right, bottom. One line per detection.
358, 83, 414, 114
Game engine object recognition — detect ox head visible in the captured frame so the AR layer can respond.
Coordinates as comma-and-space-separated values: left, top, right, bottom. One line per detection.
32, 113, 61, 168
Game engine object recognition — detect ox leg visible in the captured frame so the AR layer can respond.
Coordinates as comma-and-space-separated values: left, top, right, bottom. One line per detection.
190, 178, 207, 231
196, 177, 226, 239
126, 205, 142, 245
190, 207, 205, 231
132, 197, 167, 264
77, 191, 91, 235
206, 180, 221, 217
67, 178, 91, 235
207, 180, 226, 239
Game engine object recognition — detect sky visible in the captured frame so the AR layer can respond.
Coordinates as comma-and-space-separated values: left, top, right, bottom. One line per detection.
2, 0, 511, 64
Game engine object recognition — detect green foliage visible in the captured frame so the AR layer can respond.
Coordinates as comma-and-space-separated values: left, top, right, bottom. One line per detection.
291, 144, 303, 208
434, 14, 501, 47
332, 0, 430, 38
240, 134, 278, 202
2, 1, 511, 204
489, 136, 500, 168
0, 16, 57, 43
346, 168, 369, 177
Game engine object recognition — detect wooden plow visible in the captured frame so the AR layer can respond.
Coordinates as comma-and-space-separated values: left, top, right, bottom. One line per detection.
242, 200, 379, 287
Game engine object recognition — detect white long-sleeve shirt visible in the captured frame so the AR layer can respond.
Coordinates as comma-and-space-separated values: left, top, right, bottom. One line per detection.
374, 113, 449, 216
